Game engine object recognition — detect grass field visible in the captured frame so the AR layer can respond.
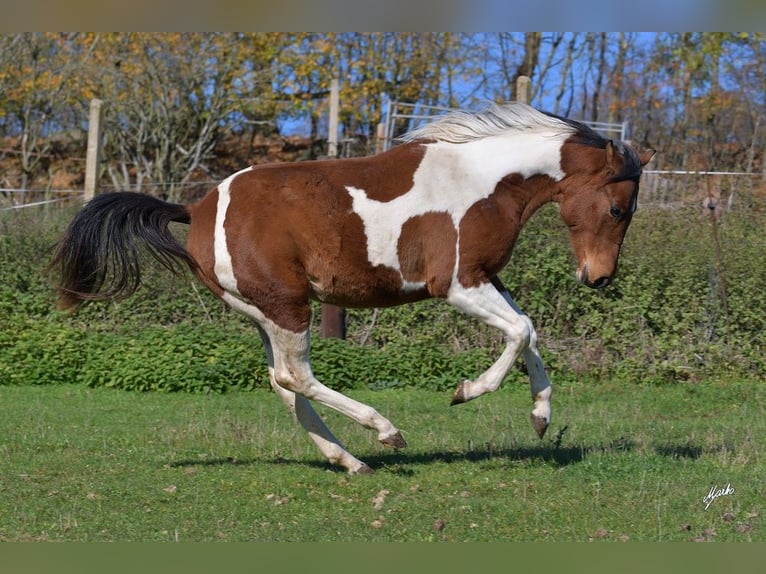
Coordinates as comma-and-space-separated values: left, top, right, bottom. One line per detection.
0, 378, 762, 542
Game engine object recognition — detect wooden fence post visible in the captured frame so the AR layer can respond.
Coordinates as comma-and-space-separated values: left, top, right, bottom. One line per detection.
375, 122, 387, 154
84, 98, 103, 202
327, 78, 340, 158
321, 79, 346, 339
516, 75, 531, 105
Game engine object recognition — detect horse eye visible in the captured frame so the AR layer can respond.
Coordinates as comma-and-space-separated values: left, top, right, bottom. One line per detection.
609, 205, 624, 219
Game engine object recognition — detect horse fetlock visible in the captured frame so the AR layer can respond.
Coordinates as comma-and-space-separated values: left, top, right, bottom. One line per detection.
351, 462, 375, 475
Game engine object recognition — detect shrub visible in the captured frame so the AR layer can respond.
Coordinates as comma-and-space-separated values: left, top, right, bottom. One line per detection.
1, 198, 763, 393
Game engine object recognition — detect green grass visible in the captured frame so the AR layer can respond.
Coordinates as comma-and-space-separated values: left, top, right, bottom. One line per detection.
0, 378, 762, 542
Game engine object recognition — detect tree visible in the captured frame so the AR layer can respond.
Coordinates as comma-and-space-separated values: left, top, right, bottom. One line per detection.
0, 32, 762, 201
551, 33, 583, 117
85, 33, 254, 200
0, 33, 90, 190
269, 33, 468, 150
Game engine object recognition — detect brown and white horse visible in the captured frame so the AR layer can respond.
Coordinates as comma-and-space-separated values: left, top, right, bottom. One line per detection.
51, 102, 655, 474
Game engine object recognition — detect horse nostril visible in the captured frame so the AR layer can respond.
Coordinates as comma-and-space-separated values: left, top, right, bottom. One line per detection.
592, 276, 611, 288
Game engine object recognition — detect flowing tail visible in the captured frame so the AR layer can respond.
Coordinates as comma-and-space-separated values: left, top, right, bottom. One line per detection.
50, 192, 198, 311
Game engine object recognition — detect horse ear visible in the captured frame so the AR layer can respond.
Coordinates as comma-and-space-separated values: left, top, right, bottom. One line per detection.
605, 140, 618, 174
639, 148, 656, 166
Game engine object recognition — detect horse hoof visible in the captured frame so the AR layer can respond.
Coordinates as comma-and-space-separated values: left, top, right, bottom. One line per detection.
450, 382, 468, 405
380, 431, 407, 449
531, 414, 549, 439
352, 463, 374, 475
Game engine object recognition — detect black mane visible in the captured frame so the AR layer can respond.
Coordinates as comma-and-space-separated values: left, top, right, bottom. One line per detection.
542, 110, 643, 182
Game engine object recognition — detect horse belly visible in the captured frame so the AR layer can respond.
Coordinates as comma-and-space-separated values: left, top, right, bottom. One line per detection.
302, 201, 459, 307
306, 262, 431, 309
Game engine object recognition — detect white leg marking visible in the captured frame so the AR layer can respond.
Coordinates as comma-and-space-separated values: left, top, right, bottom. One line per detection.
447, 282, 531, 399
271, 382, 371, 474
448, 281, 552, 436
265, 326, 402, 446
224, 293, 403, 466
495, 287, 553, 433
256, 326, 370, 474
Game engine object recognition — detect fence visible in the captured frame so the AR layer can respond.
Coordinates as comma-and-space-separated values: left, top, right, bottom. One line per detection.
0, 182, 222, 212
0, 189, 84, 212
4, 166, 762, 219
640, 170, 764, 210
3, 88, 761, 214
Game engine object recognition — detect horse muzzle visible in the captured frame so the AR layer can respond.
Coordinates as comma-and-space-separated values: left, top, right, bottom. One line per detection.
576, 264, 612, 289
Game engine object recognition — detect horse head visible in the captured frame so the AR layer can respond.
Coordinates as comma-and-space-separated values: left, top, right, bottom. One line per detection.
557, 139, 655, 288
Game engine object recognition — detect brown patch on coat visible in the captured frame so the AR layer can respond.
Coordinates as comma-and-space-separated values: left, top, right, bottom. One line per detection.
210, 158, 432, 332
397, 212, 457, 298
457, 174, 557, 288
298, 141, 426, 203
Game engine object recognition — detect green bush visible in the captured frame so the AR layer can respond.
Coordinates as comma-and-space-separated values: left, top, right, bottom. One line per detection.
0, 318, 500, 393
0, 319, 87, 386
1, 198, 764, 393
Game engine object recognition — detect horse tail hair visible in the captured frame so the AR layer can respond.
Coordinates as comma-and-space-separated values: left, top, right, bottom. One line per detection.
50, 192, 198, 311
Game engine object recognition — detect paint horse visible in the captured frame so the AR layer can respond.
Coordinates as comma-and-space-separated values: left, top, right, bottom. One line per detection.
51, 102, 655, 474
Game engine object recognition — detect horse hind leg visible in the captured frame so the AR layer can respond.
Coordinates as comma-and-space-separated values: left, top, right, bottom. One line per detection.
255, 325, 373, 474
228, 292, 404, 471
263, 323, 407, 451
268, 376, 374, 474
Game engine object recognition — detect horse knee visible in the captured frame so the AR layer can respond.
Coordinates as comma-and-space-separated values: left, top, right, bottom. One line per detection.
508, 315, 534, 349
522, 315, 539, 348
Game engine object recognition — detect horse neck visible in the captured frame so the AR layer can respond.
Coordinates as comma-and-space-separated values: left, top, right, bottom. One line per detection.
518, 178, 558, 225
493, 171, 559, 228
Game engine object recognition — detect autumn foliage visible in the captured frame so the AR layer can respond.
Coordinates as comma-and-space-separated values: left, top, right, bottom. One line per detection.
1, 33, 764, 202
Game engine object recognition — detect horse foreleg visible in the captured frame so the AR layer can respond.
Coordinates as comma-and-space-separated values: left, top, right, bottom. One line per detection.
446, 278, 552, 439
493, 281, 552, 439
255, 325, 372, 474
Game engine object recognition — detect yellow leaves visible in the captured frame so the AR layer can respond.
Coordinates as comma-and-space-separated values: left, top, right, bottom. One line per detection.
80, 86, 97, 102
32, 69, 66, 93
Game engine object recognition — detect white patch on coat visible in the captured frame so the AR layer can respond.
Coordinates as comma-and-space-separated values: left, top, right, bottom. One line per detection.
347, 133, 567, 280
213, 166, 253, 294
